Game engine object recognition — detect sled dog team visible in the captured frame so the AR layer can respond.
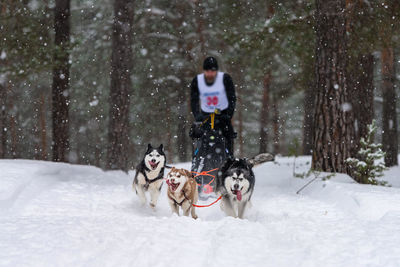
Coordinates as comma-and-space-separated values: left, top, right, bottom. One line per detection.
132, 144, 255, 219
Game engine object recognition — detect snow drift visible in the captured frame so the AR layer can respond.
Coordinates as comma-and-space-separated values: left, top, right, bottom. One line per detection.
1, 157, 400, 267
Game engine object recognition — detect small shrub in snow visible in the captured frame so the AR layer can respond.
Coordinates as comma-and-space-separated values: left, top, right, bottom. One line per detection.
346, 120, 388, 185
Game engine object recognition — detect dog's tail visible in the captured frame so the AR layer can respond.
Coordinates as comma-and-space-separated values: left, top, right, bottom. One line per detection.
248, 153, 274, 167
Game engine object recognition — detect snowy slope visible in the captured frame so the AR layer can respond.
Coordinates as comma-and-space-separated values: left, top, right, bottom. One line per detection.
1, 157, 400, 267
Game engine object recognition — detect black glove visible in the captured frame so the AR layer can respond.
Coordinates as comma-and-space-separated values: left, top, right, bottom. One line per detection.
189, 122, 204, 138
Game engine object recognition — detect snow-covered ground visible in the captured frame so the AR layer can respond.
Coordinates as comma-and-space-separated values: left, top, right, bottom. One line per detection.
1, 156, 400, 267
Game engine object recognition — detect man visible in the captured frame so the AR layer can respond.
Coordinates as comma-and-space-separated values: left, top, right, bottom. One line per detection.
190, 56, 236, 156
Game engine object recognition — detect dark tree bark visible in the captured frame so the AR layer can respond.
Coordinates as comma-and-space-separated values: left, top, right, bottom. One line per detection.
106, 0, 134, 171
52, 0, 70, 162
237, 85, 244, 158
302, 78, 315, 155
166, 98, 173, 161
259, 72, 270, 154
381, 47, 398, 166
0, 84, 7, 158
258, 4, 275, 155
195, 0, 206, 61
175, 55, 188, 162
272, 94, 280, 155
176, 91, 188, 162
175, 2, 191, 162
229, 66, 244, 157
176, 39, 189, 162
349, 54, 374, 154
9, 108, 17, 158
312, 0, 354, 173
39, 92, 48, 160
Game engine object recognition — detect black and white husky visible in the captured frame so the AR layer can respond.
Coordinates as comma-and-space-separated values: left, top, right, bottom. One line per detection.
133, 144, 166, 209
216, 158, 255, 219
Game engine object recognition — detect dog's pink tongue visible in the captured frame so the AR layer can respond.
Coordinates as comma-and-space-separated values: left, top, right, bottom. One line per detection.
236, 190, 242, 201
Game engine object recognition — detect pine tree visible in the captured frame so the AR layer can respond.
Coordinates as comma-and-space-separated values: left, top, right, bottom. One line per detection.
312, 0, 354, 173
106, 0, 134, 171
52, 0, 71, 162
346, 120, 388, 185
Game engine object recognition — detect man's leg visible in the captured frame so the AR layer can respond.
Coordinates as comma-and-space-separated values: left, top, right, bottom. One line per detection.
223, 121, 235, 157
225, 136, 234, 157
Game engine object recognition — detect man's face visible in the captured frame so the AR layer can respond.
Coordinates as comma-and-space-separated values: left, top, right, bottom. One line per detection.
204, 70, 217, 83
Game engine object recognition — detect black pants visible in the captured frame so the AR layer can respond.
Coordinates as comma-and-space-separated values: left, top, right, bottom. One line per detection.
212, 117, 235, 157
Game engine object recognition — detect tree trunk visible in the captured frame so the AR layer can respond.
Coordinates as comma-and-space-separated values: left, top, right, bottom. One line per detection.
176, 71, 188, 162
302, 77, 315, 155
349, 54, 374, 154
0, 84, 6, 158
195, 0, 206, 61
52, 0, 70, 162
259, 72, 270, 154
280, 115, 287, 155
106, 0, 134, 171
381, 47, 398, 166
39, 92, 48, 160
166, 102, 173, 161
175, 2, 190, 162
176, 62, 189, 162
94, 137, 101, 167
237, 85, 244, 157
272, 94, 280, 155
9, 112, 17, 158
312, 0, 354, 173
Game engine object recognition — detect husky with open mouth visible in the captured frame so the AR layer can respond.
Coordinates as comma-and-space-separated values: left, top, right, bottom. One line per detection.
166, 167, 198, 219
216, 158, 255, 219
133, 144, 166, 209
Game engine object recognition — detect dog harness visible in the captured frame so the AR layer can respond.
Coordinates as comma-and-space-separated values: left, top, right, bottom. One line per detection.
143, 168, 164, 190
197, 72, 229, 113
171, 190, 191, 206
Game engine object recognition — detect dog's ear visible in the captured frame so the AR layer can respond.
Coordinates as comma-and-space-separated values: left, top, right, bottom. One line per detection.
219, 157, 235, 177
159, 144, 164, 151
147, 144, 152, 151
184, 169, 193, 178
244, 158, 254, 169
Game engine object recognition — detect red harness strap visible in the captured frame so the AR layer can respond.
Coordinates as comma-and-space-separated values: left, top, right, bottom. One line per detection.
192, 195, 222, 208
191, 168, 219, 186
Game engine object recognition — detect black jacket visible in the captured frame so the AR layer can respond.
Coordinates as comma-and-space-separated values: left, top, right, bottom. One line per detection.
190, 73, 236, 122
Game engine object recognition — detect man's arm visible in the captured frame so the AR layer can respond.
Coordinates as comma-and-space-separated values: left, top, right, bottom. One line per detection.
190, 76, 202, 121
223, 73, 236, 119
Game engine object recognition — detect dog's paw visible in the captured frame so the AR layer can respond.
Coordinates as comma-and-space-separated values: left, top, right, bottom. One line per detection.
149, 203, 156, 209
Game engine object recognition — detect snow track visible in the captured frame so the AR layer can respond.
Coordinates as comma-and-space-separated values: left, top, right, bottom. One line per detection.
1, 157, 400, 266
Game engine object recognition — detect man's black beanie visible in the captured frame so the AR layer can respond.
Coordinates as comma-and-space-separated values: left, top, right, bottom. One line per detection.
203, 56, 218, 71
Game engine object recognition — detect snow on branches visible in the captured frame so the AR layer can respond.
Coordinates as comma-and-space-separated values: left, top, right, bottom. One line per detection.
346, 120, 388, 185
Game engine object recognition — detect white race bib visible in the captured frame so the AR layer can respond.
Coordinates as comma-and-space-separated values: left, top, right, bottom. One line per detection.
197, 72, 229, 113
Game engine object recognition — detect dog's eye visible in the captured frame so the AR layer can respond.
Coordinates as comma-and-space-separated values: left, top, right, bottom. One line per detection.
177, 175, 180, 178
239, 178, 243, 181
156, 155, 160, 157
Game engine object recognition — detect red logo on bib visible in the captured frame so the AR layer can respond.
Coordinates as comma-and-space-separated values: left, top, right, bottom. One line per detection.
207, 96, 219, 106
